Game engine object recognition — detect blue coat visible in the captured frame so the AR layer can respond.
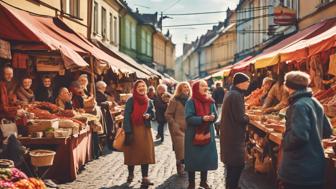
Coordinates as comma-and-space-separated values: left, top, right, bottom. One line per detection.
278, 89, 332, 185
184, 99, 218, 172
123, 97, 155, 134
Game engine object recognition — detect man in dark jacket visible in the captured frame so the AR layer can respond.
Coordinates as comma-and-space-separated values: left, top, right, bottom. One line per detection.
220, 72, 250, 189
153, 84, 168, 142
212, 82, 225, 109
96, 81, 114, 151
279, 71, 332, 189
35, 75, 56, 103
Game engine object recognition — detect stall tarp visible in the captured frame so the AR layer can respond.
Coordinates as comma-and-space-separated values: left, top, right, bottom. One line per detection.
231, 56, 253, 73
141, 64, 165, 79
211, 65, 233, 78
280, 19, 336, 62
253, 20, 327, 69
93, 40, 151, 78
0, 3, 88, 68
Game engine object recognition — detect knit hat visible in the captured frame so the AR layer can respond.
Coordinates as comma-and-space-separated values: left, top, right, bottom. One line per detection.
262, 77, 274, 85
233, 72, 250, 86
284, 71, 311, 90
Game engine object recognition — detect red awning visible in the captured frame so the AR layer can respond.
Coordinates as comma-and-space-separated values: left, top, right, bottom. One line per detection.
280, 18, 336, 62
253, 20, 327, 69
0, 3, 136, 73
0, 3, 88, 68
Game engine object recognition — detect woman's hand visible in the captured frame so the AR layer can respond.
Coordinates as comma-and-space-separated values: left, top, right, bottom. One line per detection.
143, 113, 150, 120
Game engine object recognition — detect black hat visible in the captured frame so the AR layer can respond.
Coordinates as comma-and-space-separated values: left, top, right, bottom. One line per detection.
233, 72, 250, 86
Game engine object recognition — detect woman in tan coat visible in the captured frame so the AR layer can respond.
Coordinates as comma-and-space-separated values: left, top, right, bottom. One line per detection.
165, 82, 191, 176
123, 80, 155, 187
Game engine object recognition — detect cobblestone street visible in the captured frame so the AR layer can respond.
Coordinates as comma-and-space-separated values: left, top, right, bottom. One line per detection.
59, 124, 276, 189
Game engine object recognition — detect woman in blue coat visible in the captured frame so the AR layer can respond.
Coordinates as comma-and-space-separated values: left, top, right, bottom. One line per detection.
184, 80, 218, 189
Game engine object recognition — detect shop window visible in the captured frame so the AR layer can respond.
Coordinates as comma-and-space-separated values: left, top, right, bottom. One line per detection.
141, 30, 146, 54
93, 2, 98, 34
146, 33, 151, 56
110, 13, 113, 43
62, 0, 80, 18
125, 20, 130, 48
101, 7, 107, 39
114, 16, 118, 44
131, 23, 136, 50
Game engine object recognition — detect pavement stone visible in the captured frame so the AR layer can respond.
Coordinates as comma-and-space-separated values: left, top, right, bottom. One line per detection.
58, 124, 276, 189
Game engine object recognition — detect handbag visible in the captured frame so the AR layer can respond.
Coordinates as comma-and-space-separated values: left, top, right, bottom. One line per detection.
113, 127, 125, 151
193, 125, 211, 146
0, 119, 18, 138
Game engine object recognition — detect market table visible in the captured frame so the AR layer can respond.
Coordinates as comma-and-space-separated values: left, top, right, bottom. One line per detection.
248, 120, 336, 189
18, 127, 93, 183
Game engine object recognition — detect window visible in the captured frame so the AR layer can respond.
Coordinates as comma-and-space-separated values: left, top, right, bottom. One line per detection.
110, 13, 113, 43
131, 23, 136, 50
146, 33, 151, 56
125, 20, 130, 48
101, 7, 106, 39
141, 30, 146, 54
62, 0, 80, 18
114, 16, 118, 44
93, 1, 98, 34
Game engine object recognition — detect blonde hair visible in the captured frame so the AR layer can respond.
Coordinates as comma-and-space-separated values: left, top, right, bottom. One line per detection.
174, 82, 192, 98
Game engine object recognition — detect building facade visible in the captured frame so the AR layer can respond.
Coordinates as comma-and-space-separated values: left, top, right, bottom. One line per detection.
3, 0, 89, 37
91, 0, 123, 52
119, 3, 157, 67
153, 31, 176, 76
235, 0, 297, 61
298, 0, 336, 29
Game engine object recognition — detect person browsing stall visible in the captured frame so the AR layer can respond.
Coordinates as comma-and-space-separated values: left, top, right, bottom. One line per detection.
220, 72, 250, 189
278, 71, 332, 189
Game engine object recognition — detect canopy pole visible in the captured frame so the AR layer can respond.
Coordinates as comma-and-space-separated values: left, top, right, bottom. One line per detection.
90, 56, 96, 96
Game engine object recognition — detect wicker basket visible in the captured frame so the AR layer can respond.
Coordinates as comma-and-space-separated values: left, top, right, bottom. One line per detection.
29, 150, 56, 167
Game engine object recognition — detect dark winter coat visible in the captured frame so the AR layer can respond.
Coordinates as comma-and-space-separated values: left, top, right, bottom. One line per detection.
212, 87, 225, 105
153, 95, 168, 123
220, 86, 249, 166
278, 89, 332, 185
35, 86, 56, 103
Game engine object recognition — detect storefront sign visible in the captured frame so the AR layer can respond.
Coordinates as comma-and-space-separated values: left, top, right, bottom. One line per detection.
274, 6, 297, 26
0, 39, 11, 59
36, 56, 65, 73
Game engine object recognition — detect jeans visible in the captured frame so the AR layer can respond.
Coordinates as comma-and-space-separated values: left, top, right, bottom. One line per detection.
283, 182, 324, 189
128, 164, 149, 177
188, 171, 208, 183
158, 122, 165, 141
225, 164, 244, 189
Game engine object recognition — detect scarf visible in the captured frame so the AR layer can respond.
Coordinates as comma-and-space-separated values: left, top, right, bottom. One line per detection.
192, 81, 215, 117
131, 80, 149, 125
16, 86, 34, 103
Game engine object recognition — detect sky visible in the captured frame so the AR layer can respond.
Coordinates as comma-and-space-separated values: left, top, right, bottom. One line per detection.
126, 0, 240, 57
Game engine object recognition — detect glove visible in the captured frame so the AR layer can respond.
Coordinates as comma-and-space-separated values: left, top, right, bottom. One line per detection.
124, 133, 134, 146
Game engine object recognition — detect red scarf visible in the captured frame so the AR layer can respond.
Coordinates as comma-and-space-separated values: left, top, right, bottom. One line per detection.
131, 80, 149, 125
191, 81, 214, 117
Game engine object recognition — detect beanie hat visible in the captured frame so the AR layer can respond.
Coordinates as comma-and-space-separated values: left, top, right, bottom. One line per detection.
284, 71, 311, 90
233, 72, 250, 86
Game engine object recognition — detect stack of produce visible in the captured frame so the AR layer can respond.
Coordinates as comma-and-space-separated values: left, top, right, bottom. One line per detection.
0, 167, 46, 189
246, 88, 263, 107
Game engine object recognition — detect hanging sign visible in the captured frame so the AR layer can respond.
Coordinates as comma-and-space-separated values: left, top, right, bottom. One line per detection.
0, 39, 11, 59
274, 6, 297, 26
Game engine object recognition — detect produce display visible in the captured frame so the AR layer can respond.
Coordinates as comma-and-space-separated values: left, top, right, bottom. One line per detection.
0, 167, 46, 189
